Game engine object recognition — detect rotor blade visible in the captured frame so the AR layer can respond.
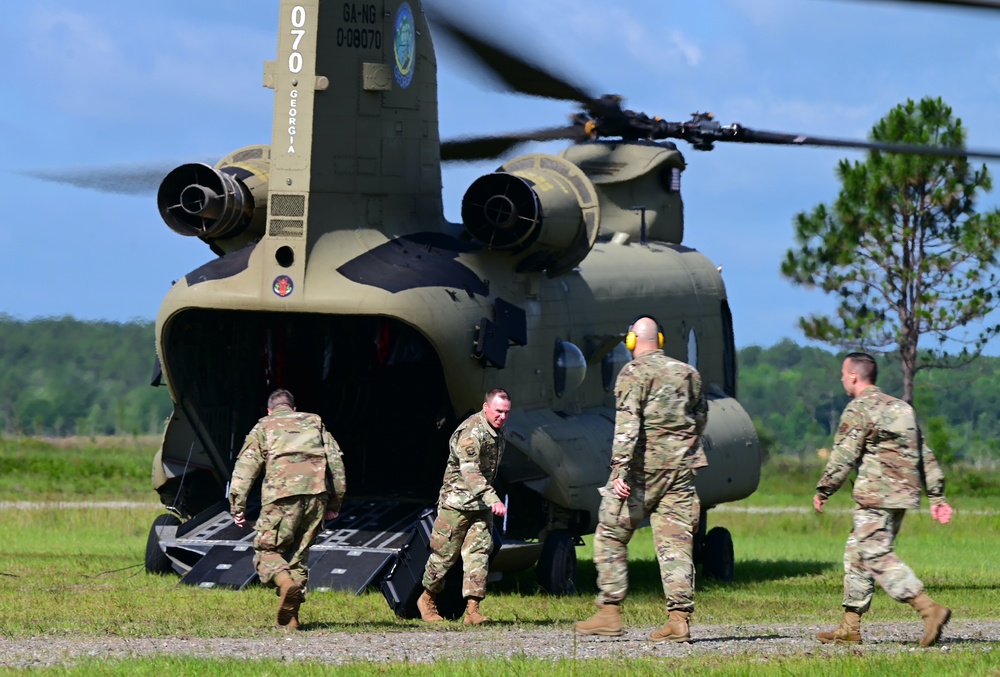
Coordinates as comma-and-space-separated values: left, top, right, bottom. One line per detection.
852, 0, 1000, 10
19, 162, 184, 195
429, 13, 599, 108
730, 128, 1000, 161
441, 126, 587, 162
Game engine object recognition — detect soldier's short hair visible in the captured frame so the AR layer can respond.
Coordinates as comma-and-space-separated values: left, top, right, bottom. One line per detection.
485, 388, 510, 404
845, 352, 878, 384
268, 388, 295, 410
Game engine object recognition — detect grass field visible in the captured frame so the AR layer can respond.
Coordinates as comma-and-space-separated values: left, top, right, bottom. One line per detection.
1, 437, 999, 675
7, 652, 1000, 677
0, 436, 156, 498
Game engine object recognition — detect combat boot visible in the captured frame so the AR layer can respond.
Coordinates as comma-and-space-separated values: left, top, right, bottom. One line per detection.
574, 603, 623, 636
416, 589, 444, 622
649, 610, 691, 643
463, 597, 493, 625
273, 571, 302, 629
908, 592, 951, 647
816, 609, 862, 644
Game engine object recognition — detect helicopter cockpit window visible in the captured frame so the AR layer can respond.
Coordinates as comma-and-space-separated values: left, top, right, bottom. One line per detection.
601, 342, 632, 392
658, 166, 682, 193
687, 328, 699, 370
721, 300, 736, 398
554, 339, 586, 398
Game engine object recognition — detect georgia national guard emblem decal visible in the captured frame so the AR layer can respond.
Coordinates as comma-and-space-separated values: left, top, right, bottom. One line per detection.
273, 275, 294, 298
393, 2, 415, 89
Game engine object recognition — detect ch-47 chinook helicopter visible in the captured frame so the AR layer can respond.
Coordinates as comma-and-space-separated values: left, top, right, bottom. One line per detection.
141, 0, 1000, 605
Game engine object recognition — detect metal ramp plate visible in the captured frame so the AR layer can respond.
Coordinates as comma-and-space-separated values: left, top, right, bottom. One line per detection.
308, 549, 396, 594
180, 544, 258, 589
167, 500, 426, 592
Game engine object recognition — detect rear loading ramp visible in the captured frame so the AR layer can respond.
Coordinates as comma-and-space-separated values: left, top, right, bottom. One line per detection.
151, 499, 427, 593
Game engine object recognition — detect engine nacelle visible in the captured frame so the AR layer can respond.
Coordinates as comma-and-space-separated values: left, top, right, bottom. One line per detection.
560, 141, 686, 245
461, 154, 600, 276
157, 145, 271, 254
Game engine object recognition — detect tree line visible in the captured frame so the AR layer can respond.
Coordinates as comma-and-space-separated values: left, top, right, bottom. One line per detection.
739, 339, 1000, 463
0, 315, 171, 437
2, 315, 998, 461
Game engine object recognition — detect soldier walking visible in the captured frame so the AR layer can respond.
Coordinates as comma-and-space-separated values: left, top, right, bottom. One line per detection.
576, 316, 708, 643
229, 388, 347, 630
814, 352, 953, 646
416, 388, 510, 625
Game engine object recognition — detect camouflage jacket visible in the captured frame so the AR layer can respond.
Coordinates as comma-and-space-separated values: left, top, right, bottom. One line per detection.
437, 410, 505, 512
229, 405, 347, 514
609, 349, 708, 482
816, 386, 946, 509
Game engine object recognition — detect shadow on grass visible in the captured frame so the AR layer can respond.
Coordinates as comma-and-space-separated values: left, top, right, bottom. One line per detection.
580, 559, 835, 595
490, 557, 836, 598
300, 620, 442, 631
694, 630, 797, 643
723, 558, 837, 583
490, 560, 836, 595
301, 617, 574, 631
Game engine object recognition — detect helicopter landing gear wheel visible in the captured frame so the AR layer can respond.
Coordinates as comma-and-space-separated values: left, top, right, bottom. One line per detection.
145, 513, 181, 575
536, 529, 578, 595
700, 526, 734, 582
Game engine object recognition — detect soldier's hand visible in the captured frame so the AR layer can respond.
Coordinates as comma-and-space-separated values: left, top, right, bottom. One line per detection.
325, 509, 339, 521
612, 477, 630, 499
233, 511, 246, 528
931, 503, 952, 525
491, 501, 507, 517
813, 495, 825, 514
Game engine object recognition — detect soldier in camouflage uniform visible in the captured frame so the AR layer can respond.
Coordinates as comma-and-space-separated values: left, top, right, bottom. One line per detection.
229, 388, 346, 630
416, 388, 510, 625
814, 352, 953, 647
576, 316, 708, 643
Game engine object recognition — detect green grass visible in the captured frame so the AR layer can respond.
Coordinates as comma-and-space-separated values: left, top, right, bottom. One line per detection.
743, 454, 1000, 511
3, 503, 995, 637
1, 437, 999, 674
6, 652, 1000, 677
0, 436, 156, 498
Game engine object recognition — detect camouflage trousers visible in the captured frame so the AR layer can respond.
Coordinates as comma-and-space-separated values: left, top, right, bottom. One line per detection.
593, 468, 700, 612
842, 507, 923, 613
421, 505, 493, 599
253, 493, 327, 588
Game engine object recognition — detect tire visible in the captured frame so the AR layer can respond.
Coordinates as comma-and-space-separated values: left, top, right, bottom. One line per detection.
145, 513, 181, 575
536, 530, 578, 595
701, 526, 735, 582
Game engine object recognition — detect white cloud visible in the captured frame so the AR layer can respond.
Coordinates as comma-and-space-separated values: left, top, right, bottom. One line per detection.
665, 29, 702, 67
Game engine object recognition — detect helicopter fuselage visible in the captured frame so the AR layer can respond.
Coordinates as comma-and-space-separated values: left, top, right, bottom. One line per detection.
148, 0, 759, 590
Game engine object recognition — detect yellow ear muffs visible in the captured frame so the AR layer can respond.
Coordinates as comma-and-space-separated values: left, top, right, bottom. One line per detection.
625, 331, 638, 352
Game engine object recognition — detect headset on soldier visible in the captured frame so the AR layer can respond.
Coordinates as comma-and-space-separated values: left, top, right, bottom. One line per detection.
625, 315, 665, 351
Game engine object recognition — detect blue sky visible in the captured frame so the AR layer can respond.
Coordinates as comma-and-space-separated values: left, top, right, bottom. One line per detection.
2, 0, 1000, 352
